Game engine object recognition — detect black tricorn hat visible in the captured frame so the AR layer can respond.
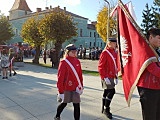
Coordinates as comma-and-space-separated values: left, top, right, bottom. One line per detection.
65, 44, 77, 51
108, 38, 117, 42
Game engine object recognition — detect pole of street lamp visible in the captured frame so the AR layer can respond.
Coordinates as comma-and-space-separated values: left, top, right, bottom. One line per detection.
104, 0, 110, 42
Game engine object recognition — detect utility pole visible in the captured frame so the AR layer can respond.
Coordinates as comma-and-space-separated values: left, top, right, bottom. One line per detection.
104, 0, 110, 42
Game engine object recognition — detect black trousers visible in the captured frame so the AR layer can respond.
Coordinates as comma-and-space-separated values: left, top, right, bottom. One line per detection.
103, 88, 115, 100
55, 103, 80, 120
137, 87, 160, 120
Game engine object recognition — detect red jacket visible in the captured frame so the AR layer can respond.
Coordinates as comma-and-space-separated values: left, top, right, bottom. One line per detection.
98, 47, 118, 80
137, 62, 160, 89
57, 56, 83, 94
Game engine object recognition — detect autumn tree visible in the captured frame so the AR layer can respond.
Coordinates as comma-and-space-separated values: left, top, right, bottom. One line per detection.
0, 13, 14, 44
39, 7, 77, 68
96, 6, 117, 42
21, 16, 46, 64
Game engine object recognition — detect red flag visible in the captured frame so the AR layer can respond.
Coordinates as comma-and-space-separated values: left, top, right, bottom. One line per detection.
117, 0, 158, 106
110, 1, 136, 21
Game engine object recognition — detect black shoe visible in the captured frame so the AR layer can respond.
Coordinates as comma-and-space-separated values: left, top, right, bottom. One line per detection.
2, 77, 5, 79
13, 72, 17, 76
103, 108, 112, 119
54, 117, 60, 120
103, 111, 112, 119
6, 77, 8, 79
9, 74, 12, 77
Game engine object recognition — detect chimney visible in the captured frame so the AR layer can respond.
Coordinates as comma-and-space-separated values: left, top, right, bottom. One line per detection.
64, 7, 66, 11
36, 8, 42, 12
45, 7, 49, 10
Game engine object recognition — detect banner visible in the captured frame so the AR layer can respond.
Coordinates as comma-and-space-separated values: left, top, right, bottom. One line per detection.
117, 0, 157, 106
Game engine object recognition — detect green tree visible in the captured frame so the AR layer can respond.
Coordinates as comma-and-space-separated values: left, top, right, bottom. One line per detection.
0, 13, 14, 44
152, 0, 160, 28
96, 6, 117, 42
141, 3, 155, 35
39, 7, 77, 68
21, 16, 45, 64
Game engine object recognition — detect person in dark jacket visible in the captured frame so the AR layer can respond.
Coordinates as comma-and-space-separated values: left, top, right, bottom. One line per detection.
50, 48, 57, 68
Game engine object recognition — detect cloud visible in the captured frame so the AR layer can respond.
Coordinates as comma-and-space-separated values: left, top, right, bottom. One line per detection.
64, 0, 81, 6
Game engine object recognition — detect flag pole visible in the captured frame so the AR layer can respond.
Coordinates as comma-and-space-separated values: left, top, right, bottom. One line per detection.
116, 2, 123, 76
104, 0, 110, 42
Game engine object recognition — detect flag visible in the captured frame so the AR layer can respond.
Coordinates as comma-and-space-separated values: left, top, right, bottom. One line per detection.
110, 1, 137, 21
117, 0, 158, 106
125, 1, 137, 21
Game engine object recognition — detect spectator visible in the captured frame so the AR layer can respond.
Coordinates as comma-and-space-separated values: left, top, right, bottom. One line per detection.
8, 48, 17, 76
1, 49, 9, 79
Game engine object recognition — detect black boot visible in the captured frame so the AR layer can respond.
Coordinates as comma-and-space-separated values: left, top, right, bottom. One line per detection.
104, 107, 112, 119
103, 99, 112, 119
102, 98, 105, 113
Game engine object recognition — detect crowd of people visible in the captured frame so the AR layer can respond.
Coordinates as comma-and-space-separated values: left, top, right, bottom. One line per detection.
77, 46, 103, 60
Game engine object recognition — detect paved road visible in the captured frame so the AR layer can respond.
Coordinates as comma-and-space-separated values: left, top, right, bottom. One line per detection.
0, 59, 142, 120
24, 57, 99, 72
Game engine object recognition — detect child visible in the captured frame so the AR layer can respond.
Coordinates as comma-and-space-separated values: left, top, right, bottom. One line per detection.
1, 49, 9, 79
8, 48, 17, 76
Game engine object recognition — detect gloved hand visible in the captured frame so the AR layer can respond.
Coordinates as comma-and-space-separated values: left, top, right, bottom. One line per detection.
115, 79, 118, 85
104, 78, 111, 85
57, 94, 64, 103
76, 86, 83, 95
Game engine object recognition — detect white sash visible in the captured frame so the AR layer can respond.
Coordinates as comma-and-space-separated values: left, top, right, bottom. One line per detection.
64, 59, 83, 94
106, 50, 118, 78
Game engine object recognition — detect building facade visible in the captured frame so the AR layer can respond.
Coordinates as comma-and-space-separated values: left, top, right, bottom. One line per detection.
8, 0, 105, 49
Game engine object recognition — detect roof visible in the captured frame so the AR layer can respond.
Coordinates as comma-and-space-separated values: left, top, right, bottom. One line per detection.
9, 6, 88, 21
10, 0, 32, 12
87, 24, 96, 30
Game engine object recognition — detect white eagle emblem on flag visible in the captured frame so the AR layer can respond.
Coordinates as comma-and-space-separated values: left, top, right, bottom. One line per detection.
120, 35, 132, 67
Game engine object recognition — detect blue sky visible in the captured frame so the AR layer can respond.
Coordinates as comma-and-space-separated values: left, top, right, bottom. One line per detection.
0, 0, 153, 26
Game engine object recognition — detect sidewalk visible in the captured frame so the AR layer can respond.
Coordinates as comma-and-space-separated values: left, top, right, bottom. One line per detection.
0, 60, 142, 120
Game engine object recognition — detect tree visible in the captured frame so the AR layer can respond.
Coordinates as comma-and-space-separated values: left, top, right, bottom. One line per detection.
39, 7, 77, 68
0, 13, 14, 44
21, 16, 45, 64
141, 3, 155, 35
96, 6, 117, 42
152, 0, 160, 28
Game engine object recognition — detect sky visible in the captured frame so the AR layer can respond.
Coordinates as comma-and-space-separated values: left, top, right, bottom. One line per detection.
0, 0, 153, 26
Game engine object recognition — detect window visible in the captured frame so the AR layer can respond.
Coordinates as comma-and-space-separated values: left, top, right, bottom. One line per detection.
80, 29, 82, 37
94, 32, 96, 37
90, 32, 92, 37
90, 42, 92, 47
15, 29, 18, 36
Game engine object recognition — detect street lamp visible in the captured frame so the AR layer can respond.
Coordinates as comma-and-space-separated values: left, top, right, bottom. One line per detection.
104, 0, 110, 42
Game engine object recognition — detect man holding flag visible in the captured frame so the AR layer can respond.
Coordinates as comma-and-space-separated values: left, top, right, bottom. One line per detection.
136, 28, 160, 120
117, 0, 160, 120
